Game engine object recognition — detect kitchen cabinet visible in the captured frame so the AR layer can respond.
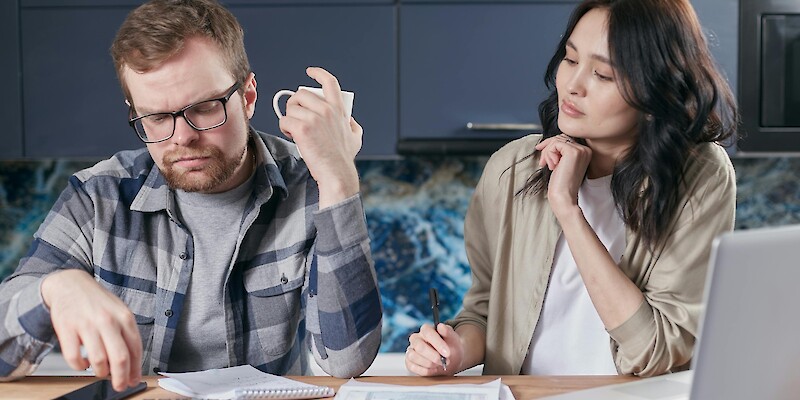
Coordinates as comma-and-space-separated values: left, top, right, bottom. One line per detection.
11, 1, 395, 158
397, 2, 577, 154
403, 0, 576, 3
21, 7, 141, 158
0, 0, 23, 159
5, 0, 750, 158
20, 0, 392, 6
234, 6, 396, 157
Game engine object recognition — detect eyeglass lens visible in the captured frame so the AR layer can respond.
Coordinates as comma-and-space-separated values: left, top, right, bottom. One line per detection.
134, 99, 227, 142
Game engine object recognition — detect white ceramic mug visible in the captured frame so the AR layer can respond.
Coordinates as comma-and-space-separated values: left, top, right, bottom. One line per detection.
272, 86, 354, 120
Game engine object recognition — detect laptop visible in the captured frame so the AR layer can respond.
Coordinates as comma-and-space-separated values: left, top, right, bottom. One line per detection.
541, 224, 800, 400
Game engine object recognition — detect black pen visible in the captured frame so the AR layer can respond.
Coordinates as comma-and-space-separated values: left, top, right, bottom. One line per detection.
429, 287, 448, 371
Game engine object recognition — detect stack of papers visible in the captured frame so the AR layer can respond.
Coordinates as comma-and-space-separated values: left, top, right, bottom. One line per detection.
158, 365, 334, 399
334, 378, 515, 400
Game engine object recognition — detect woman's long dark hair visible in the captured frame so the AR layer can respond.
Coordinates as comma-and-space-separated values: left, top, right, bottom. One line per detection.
521, 0, 738, 250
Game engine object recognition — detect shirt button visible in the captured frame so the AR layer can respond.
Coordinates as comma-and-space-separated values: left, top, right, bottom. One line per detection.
280, 274, 288, 284
179, 252, 188, 260
165, 309, 173, 317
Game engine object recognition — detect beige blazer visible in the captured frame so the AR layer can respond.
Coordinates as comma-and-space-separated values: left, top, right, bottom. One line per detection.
451, 134, 736, 377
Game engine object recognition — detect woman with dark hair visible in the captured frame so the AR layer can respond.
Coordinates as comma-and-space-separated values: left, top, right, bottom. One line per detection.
405, 0, 738, 377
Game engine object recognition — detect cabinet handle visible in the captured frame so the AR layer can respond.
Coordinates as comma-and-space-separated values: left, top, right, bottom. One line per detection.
466, 122, 542, 131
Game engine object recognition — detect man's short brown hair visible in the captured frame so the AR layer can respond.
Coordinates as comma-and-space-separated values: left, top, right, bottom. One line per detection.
110, 0, 250, 102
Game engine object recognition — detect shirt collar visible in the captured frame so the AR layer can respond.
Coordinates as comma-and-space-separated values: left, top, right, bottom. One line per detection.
130, 127, 289, 213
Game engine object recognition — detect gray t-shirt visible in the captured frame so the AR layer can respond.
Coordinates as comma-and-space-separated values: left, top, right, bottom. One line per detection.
167, 174, 254, 372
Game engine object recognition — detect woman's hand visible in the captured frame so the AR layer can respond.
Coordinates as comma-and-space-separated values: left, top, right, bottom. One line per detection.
405, 323, 464, 376
535, 134, 592, 220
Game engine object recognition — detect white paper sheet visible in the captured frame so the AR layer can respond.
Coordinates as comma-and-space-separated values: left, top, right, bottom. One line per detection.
334, 378, 515, 400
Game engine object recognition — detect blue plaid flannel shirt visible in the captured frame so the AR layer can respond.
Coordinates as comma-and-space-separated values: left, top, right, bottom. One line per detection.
0, 129, 382, 379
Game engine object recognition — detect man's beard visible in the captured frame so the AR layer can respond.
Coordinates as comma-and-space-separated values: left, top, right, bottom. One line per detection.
160, 141, 247, 193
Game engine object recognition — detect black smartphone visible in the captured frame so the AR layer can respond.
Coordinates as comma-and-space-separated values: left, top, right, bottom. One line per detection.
53, 379, 147, 400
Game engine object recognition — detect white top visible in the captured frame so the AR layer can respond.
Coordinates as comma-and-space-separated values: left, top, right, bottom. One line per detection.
521, 174, 625, 375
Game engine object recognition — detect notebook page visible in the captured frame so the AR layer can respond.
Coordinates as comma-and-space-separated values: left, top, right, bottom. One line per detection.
158, 365, 321, 399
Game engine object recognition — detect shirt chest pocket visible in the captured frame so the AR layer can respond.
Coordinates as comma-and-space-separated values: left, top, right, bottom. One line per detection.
243, 253, 307, 356
95, 279, 156, 360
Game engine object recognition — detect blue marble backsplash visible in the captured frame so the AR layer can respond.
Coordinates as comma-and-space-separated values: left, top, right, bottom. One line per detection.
1, 155, 799, 352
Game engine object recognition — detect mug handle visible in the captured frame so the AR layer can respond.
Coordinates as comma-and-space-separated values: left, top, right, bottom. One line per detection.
272, 89, 296, 119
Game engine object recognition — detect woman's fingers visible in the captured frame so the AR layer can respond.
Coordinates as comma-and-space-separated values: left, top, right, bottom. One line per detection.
405, 324, 458, 376
536, 134, 580, 170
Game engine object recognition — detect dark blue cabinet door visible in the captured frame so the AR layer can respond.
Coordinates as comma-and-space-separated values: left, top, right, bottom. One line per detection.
232, 5, 396, 157
399, 3, 576, 148
20, 4, 396, 158
21, 0, 392, 6
21, 8, 141, 158
1, 0, 25, 159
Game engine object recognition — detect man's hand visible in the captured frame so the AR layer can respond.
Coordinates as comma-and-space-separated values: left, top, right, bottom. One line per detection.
41, 269, 142, 392
278, 67, 362, 209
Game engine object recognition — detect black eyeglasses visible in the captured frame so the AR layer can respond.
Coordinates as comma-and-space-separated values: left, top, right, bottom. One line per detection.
128, 82, 242, 143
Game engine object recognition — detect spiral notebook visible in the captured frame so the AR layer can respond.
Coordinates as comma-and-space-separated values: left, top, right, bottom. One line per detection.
158, 365, 335, 399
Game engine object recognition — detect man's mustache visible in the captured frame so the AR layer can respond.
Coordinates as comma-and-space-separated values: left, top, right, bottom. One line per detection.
163, 148, 217, 165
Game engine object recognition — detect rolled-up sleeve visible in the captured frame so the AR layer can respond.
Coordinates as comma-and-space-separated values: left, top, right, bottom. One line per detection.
609, 145, 737, 376
0, 177, 94, 380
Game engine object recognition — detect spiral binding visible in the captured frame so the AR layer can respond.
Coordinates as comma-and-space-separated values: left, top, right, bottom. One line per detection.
233, 385, 335, 399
